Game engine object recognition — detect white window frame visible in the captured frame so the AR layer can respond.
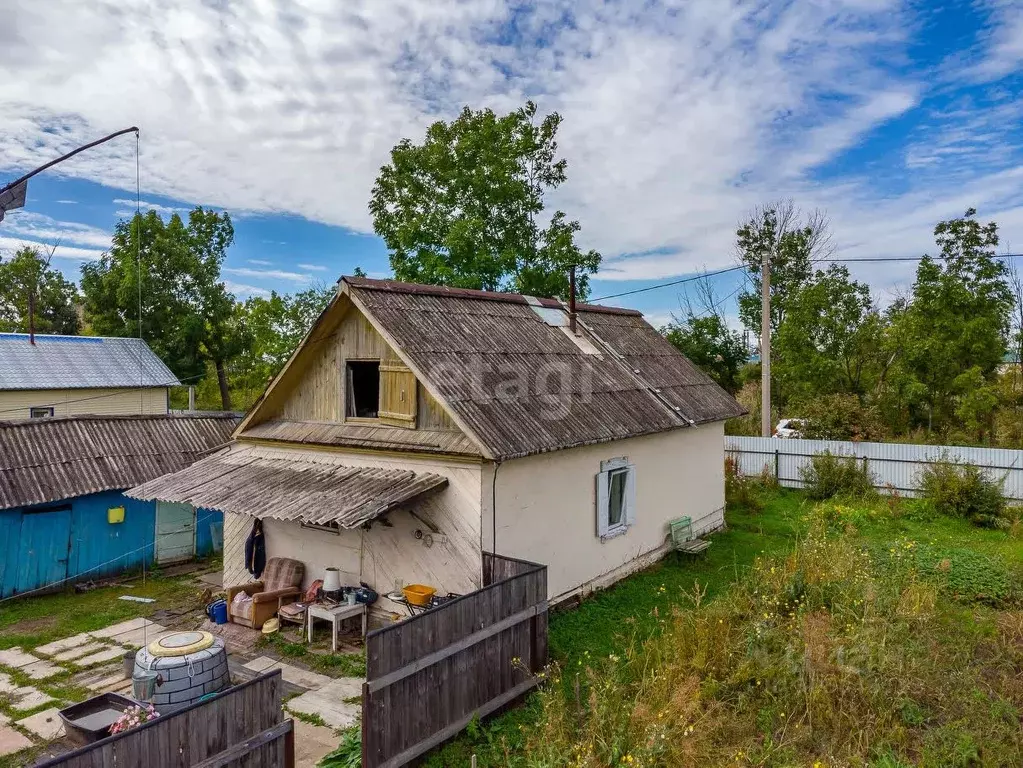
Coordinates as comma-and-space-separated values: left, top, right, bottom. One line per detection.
596, 457, 636, 541
29, 407, 54, 419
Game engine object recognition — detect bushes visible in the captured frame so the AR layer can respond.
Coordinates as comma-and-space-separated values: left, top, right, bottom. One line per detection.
800, 451, 876, 500
917, 456, 1008, 528
724, 456, 771, 513
793, 393, 885, 442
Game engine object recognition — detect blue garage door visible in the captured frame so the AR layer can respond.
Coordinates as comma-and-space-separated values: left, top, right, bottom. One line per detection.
17, 508, 72, 595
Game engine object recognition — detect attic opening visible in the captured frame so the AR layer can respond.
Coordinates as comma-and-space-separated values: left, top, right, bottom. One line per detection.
346, 361, 380, 418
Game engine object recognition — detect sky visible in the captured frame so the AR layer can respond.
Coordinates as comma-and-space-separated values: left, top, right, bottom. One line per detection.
1, 0, 1022, 331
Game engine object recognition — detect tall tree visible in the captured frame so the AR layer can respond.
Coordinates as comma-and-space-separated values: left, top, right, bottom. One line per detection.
735, 201, 832, 336
0, 245, 80, 335
899, 208, 1012, 433
81, 208, 241, 407
370, 101, 600, 299
775, 264, 880, 402
735, 201, 833, 415
239, 283, 335, 386
187, 208, 244, 409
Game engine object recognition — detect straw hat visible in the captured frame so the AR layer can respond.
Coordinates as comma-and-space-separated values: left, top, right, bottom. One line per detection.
261, 617, 280, 635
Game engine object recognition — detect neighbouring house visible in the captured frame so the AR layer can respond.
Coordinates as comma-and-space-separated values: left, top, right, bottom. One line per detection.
0, 332, 178, 419
0, 413, 238, 598
127, 277, 744, 620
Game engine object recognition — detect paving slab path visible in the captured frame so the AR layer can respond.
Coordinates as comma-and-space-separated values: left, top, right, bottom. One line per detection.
286, 677, 363, 730
0, 725, 33, 757
16, 708, 65, 740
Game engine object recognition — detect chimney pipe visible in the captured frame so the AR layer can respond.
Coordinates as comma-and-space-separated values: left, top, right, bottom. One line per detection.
28, 292, 35, 345
569, 265, 578, 335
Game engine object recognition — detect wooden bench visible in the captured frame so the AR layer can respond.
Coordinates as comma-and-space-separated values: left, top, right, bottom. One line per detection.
669, 516, 711, 555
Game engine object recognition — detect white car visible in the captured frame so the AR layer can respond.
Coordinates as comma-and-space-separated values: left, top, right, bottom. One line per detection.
773, 419, 805, 438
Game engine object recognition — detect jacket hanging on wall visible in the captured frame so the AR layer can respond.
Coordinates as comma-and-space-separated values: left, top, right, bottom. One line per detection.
245, 519, 266, 579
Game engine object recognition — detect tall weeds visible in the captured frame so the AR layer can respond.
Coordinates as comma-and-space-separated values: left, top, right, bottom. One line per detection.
520, 517, 1023, 767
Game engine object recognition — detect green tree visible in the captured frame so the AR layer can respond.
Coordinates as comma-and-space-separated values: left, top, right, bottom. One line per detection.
81, 208, 241, 407
370, 101, 600, 299
0, 246, 80, 335
899, 208, 1011, 433
775, 264, 880, 402
663, 312, 747, 394
736, 202, 832, 336
186, 208, 246, 409
232, 283, 336, 398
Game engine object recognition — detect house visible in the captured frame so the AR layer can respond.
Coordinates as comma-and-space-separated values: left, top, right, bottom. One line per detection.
127, 277, 744, 618
0, 333, 178, 419
0, 413, 238, 598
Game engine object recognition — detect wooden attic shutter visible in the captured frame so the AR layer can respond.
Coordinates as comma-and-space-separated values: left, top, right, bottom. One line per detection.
378, 362, 418, 428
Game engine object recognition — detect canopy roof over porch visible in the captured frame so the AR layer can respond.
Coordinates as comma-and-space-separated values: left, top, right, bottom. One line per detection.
125, 444, 448, 529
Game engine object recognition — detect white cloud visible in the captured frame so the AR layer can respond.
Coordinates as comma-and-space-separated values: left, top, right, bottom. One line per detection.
0, 210, 111, 250
225, 280, 271, 298
0, 235, 103, 261
0, 0, 1019, 292
968, 1, 1023, 81
112, 198, 189, 218
55, 199, 77, 204
296, 263, 328, 271
224, 266, 310, 282
247, 259, 273, 266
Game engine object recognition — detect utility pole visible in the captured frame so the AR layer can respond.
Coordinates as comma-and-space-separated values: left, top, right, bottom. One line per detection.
760, 249, 771, 437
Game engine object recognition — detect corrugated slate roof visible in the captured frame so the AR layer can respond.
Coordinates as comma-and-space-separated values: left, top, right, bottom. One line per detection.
344, 278, 746, 460
126, 444, 449, 529
0, 414, 239, 510
242, 419, 481, 457
0, 333, 178, 390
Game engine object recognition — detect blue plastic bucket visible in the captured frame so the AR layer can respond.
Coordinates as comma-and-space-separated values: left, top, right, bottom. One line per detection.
206, 599, 228, 625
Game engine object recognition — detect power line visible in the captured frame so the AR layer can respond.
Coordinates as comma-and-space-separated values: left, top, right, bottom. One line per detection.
591, 265, 746, 302
591, 253, 1023, 304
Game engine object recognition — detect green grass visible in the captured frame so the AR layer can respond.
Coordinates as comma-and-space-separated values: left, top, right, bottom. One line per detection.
256, 632, 367, 678
423, 488, 1023, 767
0, 575, 200, 652
0, 570, 209, 768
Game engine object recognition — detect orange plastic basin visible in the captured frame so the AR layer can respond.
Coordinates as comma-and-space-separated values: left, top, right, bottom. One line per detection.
402, 584, 436, 606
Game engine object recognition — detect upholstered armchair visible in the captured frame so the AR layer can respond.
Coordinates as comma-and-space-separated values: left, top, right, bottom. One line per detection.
226, 557, 305, 629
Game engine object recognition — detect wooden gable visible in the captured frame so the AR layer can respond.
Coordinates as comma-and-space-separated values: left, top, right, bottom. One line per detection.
236, 292, 462, 440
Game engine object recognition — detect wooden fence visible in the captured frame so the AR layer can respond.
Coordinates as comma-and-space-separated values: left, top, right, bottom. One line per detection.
362, 554, 548, 768
38, 670, 293, 768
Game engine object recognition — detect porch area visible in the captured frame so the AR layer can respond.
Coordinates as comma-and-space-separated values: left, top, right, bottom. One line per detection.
126, 442, 483, 632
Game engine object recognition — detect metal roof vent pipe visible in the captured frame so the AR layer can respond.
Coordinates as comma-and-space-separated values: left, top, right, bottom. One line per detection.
569, 265, 579, 336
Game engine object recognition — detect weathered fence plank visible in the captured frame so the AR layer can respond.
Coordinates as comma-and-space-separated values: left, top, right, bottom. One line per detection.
726, 436, 1023, 498
363, 554, 547, 768
37, 671, 291, 768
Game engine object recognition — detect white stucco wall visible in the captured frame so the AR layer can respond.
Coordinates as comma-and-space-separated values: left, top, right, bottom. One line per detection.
483, 422, 726, 601
222, 444, 484, 617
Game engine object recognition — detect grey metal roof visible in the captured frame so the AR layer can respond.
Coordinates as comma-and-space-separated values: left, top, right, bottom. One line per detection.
343, 278, 746, 460
125, 444, 449, 529
0, 333, 179, 391
0, 413, 240, 510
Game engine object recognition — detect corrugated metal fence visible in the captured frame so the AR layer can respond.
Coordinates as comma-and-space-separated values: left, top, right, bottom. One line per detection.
726, 437, 1023, 500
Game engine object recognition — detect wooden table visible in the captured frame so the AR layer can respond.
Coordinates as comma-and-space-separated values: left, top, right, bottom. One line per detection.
307, 602, 367, 652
